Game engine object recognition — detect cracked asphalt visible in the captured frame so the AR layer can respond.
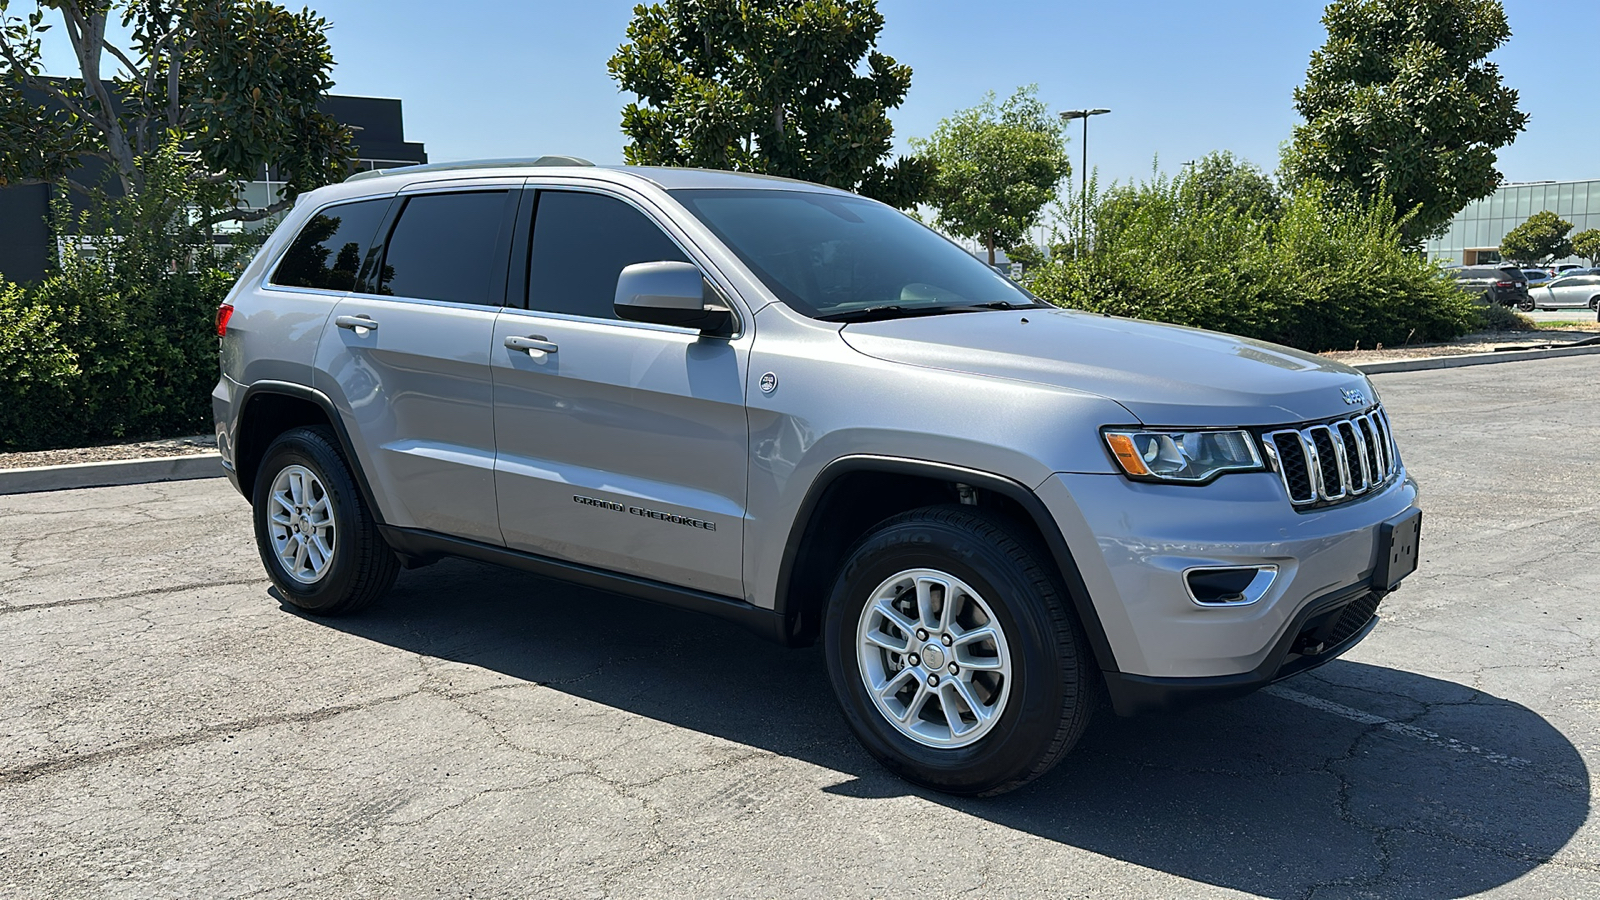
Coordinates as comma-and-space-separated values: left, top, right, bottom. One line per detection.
2, 355, 1597, 899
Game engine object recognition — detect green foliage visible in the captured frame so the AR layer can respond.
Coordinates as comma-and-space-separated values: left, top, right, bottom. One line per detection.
1002, 241, 1046, 272
1025, 168, 1480, 353
1185, 151, 1282, 219
0, 0, 351, 219
0, 143, 242, 451
1473, 300, 1533, 332
0, 274, 78, 446
1499, 211, 1574, 264
608, 0, 930, 208
1288, 0, 1528, 243
914, 86, 1071, 264
1569, 228, 1600, 265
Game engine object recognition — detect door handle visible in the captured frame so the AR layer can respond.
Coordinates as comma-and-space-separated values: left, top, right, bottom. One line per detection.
335, 315, 379, 332
505, 335, 558, 354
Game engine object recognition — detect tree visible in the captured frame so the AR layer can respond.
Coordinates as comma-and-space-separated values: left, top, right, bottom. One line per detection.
608, 0, 930, 208
1499, 211, 1573, 264
1185, 151, 1282, 219
1572, 229, 1600, 265
1288, 0, 1528, 243
914, 86, 1071, 265
0, 0, 353, 223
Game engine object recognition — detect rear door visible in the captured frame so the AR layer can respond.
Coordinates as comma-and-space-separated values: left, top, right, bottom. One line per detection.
489, 186, 750, 597
314, 185, 519, 545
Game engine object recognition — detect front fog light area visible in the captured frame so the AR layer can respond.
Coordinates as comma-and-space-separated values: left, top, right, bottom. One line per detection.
1185, 565, 1278, 606
1104, 429, 1263, 483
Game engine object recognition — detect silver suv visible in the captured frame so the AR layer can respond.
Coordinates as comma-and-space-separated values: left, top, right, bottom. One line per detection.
214, 159, 1421, 796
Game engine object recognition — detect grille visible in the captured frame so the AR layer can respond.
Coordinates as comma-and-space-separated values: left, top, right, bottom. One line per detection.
1326, 592, 1383, 647
1264, 407, 1398, 508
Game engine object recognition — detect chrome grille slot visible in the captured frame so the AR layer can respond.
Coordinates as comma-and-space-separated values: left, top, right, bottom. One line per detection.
1262, 407, 1399, 509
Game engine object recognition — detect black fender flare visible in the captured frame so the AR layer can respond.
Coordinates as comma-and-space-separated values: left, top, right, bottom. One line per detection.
773, 454, 1122, 674
232, 380, 389, 527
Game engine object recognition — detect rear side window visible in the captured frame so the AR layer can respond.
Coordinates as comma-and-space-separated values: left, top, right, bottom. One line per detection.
271, 199, 390, 291
378, 191, 510, 305
527, 191, 688, 319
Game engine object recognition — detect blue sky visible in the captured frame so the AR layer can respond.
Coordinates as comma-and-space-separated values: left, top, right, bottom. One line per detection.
35, 0, 1600, 188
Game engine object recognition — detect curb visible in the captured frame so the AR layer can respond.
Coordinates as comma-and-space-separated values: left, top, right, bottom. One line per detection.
1355, 342, 1600, 374
0, 453, 224, 496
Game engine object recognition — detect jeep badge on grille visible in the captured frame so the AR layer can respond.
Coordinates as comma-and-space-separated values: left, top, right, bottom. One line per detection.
1341, 388, 1367, 406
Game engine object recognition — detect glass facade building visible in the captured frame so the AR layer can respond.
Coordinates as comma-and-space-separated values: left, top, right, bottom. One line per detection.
1424, 178, 1600, 266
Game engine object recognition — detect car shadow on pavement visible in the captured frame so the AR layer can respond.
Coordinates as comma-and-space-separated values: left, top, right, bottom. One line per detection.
309, 558, 1589, 900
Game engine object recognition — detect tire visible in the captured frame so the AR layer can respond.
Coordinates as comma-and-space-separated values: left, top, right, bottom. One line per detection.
823, 506, 1097, 796
252, 425, 399, 615
1516, 297, 1536, 312
1588, 296, 1599, 311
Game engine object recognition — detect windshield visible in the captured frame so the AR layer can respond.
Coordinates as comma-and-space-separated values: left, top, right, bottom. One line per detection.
671, 188, 1039, 320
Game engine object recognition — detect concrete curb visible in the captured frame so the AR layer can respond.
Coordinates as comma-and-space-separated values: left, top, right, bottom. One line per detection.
1355, 342, 1600, 374
0, 453, 224, 496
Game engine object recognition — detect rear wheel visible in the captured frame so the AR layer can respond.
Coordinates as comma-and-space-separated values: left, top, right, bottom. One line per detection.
252, 426, 398, 615
823, 506, 1096, 796
1588, 296, 1598, 311
1516, 296, 1536, 312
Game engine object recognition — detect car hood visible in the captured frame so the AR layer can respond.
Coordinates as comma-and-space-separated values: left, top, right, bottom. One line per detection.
839, 308, 1376, 427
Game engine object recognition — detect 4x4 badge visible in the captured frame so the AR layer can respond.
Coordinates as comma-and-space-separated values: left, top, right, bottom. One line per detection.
1341, 388, 1367, 406
760, 372, 778, 394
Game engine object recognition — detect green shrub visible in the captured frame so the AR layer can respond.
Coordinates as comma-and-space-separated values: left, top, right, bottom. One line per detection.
1027, 172, 1480, 353
1, 143, 247, 452
1473, 302, 1535, 332
0, 277, 80, 450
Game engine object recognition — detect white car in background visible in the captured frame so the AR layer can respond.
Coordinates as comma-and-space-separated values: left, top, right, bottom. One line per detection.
1528, 269, 1600, 311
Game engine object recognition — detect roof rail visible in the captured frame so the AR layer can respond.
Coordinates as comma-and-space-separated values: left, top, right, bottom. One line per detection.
345, 155, 596, 183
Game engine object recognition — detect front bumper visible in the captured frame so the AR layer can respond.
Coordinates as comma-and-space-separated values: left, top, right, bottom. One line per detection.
1102, 578, 1386, 715
1037, 468, 1419, 706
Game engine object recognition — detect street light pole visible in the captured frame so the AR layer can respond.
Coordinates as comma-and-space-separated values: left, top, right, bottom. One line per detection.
1058, 108, 1110, 260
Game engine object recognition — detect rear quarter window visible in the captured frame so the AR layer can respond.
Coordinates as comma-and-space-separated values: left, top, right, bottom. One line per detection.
270, 198, 391, 291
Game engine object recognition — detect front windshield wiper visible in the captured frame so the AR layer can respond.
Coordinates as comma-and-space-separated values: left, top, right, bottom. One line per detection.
817, 302, 1037, 324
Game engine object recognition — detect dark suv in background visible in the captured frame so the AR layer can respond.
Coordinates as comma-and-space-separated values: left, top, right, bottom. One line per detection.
1448, 265, 1533, 310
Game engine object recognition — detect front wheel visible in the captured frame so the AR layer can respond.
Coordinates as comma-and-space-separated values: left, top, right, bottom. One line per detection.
252, 425, 399, 615
823, 506, 1097, 796
1588, 296, 1599, 311
1516, 297, 1536, 312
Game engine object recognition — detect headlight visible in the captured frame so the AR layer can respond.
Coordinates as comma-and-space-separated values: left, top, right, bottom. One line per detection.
1103, 429, 1263, 483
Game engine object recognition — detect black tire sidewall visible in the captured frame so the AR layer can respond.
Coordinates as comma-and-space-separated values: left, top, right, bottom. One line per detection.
823, 512, 1081, 794
252, 429, 368, 613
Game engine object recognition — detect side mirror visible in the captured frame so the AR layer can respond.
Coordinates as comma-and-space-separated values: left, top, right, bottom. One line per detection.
614, 261, 735, 336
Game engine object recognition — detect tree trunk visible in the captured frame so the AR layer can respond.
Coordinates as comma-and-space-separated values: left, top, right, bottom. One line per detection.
986, 233, 995, 266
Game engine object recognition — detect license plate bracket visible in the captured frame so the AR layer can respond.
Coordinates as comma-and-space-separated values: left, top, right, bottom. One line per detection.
1376, 508, 1422, 590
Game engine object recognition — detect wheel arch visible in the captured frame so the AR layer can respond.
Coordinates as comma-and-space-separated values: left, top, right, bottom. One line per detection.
773, 455, 1121, 673
233, 381, 387, 526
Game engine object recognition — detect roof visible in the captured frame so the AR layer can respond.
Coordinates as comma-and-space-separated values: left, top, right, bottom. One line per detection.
343, 158, 845, 194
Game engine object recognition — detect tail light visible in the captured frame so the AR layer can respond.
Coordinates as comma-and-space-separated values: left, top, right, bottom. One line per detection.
1494, 281, 1516, 288
216, 303, 234, 337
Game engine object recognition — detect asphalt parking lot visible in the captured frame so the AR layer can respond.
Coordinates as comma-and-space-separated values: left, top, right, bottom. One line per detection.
3, 355, 1598, 899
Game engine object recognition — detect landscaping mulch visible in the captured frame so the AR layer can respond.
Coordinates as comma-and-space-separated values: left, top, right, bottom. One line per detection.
0, 434, 217, 470
1321, 327, 1600, 366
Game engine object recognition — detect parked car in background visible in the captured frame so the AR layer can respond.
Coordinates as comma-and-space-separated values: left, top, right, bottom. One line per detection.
1554, 264, 1586, 276
1528, 269, 1600, 311
1448, 265, 1532, 310
1522, 268, 1554, 290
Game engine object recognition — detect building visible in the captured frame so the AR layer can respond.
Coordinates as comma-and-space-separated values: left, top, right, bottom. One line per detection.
1423, 178, 1600, 266
0, 93, 427, 285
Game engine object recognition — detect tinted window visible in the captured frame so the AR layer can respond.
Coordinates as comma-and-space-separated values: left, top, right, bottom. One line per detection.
671, 188, 1034, 319
527, 191, 688, 319
378, 191, 509, 304
271, 199, 389, 291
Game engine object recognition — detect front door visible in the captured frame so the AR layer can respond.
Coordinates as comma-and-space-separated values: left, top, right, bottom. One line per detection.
490, 188, 749, 597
